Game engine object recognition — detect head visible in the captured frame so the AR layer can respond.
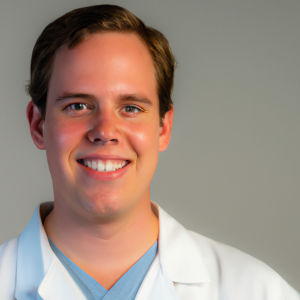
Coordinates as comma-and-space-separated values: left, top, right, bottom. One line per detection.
26, 5, 175, 219
27, 4, 175, 123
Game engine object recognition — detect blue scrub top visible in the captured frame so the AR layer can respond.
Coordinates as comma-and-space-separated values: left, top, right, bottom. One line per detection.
48, 238, 157, 300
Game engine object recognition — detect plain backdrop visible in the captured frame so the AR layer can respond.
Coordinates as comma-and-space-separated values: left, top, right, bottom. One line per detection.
0, 0, 299, 291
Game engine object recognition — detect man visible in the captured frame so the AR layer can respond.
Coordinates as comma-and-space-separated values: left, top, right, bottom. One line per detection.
0, 4, 298, 300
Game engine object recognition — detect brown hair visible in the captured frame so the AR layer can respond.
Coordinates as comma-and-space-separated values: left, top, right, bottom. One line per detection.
26, 4, 176, 121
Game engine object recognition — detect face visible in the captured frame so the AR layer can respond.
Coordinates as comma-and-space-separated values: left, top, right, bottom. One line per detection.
27, 32, 173, 218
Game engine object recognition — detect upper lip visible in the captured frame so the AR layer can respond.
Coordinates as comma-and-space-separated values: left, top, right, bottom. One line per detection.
77, 154, 131, 161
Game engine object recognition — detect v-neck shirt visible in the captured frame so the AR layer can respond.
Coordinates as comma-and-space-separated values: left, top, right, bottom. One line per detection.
48, 238, 158, 300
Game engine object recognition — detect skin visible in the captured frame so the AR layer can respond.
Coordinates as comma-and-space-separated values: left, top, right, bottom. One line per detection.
27, 32, 173, 290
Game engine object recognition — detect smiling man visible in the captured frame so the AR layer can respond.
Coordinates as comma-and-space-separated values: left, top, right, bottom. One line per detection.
0, 4, 299, 300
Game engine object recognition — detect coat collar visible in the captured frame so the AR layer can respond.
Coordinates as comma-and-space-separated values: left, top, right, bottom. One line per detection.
15, 203, 54, 300
15, 201, 209, 299
152, 202, 210, 284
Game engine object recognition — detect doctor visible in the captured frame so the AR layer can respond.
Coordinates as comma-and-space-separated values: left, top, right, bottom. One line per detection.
0, 4, 299, 300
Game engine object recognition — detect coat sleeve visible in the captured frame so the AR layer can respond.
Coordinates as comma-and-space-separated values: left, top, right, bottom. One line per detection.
278, 277, 299, 300
188, 231, 300, 300
0, 237, 19, 300
215, 240, 300, 300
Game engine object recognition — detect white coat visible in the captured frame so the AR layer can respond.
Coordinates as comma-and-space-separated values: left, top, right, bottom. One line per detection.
0, 202, 299, 300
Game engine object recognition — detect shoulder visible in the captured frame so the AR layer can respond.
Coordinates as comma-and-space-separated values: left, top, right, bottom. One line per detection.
0, 236, 19, 268
187, 230, 299, 299
0, 237, 19, 299
188, 229, 278, 279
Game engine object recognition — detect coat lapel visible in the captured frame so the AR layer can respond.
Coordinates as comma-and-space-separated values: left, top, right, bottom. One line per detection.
135, 254, 179, 300
153, 202, 210, 284
15, 202, 86, 300
15, 204, 53, 300
38, 256, 87, 300
135, 203, 210, 300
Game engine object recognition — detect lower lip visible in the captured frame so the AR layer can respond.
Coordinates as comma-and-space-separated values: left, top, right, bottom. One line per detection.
77, 161, 130, 181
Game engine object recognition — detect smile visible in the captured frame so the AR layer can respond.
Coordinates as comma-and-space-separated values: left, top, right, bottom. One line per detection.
77, 159, 129, 172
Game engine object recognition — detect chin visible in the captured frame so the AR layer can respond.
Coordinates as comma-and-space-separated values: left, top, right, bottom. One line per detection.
75, 192, 128, 217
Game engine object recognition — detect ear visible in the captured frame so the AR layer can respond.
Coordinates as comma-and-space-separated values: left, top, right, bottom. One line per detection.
159, 104, 174, 152
26, 100, 45, 150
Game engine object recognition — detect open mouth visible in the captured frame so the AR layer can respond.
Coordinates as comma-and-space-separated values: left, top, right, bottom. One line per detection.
77, 159, 130, 172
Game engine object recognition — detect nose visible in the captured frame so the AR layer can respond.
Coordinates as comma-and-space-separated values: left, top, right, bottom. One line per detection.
87, 113, 120, 145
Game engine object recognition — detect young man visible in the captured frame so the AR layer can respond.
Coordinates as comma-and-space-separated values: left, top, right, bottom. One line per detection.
0, 4, 298, 300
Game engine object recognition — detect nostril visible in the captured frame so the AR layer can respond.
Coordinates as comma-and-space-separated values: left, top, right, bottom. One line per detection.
90, 137, 118, 143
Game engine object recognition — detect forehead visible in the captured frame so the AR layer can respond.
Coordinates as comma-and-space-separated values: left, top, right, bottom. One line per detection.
48, 32, 157, 101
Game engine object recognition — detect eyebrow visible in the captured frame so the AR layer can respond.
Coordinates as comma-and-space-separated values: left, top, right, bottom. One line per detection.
55, 92, 152, 106
55, 93, 96, 102
119, 94, 152, 106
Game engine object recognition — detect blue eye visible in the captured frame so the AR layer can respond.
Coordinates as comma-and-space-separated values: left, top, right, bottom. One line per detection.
70, 103, 87, 110
123, 105, 141, 113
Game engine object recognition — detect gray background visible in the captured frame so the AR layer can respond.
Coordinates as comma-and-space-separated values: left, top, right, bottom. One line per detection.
0, 0, 299, 291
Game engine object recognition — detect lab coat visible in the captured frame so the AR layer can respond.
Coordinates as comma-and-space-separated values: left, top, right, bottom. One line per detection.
0, 202, 299, 300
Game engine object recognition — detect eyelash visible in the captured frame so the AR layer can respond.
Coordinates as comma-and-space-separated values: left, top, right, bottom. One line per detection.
64, 103, 143, 114
122, 105, 142, 113
65, 103, 89, 111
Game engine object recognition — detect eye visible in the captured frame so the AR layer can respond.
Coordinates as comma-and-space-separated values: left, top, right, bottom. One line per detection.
68, 103, 87, 111
122, 105, 142, 113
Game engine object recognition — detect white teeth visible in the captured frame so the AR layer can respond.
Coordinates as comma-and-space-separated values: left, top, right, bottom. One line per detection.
92, 160, 97, 170
106, 161, 113, 171
82, 159, 128, 172
98, 161, 105, 171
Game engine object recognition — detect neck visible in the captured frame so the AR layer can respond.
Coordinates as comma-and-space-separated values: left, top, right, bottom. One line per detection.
43, 194, 159, 290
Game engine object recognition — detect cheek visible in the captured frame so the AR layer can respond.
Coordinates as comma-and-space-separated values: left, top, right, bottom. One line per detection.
124, 121, 160, 164
44, 117, 86, 167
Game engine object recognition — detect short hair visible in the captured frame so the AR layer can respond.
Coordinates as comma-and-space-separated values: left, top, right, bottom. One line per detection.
26, 4, 176, 121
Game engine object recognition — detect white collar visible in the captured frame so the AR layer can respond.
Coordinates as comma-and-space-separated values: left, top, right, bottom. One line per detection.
15, 201, 209, 299
15, 203, 54, 299
152, 202, 209, 284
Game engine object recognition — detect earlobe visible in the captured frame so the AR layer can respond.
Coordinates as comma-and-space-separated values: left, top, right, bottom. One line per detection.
26, 100, 46, 150
159, 105, 174, 152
